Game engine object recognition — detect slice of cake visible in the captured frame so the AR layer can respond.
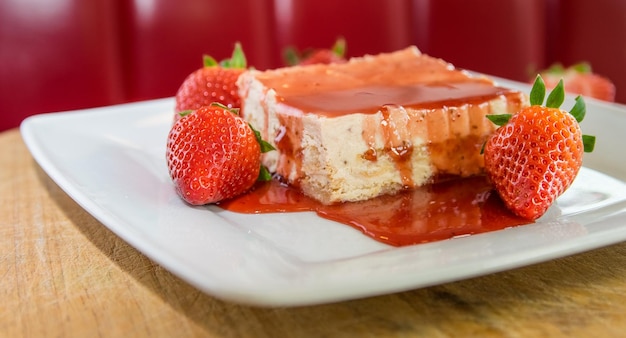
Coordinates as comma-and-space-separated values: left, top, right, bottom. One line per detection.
237, 46, 527, 204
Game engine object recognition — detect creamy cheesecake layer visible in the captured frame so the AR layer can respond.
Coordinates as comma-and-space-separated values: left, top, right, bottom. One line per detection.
237, 46, 527, 204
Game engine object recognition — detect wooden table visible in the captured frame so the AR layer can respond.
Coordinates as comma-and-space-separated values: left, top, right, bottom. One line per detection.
3, 126, 626, 337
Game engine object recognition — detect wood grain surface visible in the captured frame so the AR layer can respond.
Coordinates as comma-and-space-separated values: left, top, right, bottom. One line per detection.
3, 127, 626, 337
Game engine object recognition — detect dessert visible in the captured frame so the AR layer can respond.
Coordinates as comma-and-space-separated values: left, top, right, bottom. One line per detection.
237, 46, 527, 204
168, 45, 595, 245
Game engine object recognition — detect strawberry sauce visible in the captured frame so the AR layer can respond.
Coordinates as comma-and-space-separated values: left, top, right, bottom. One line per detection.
217, 177, 530, 246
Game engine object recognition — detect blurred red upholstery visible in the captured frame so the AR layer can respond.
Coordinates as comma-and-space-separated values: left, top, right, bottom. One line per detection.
0, 0, 125, 131
1, 0, 624, 132
272, 0, 413, 58
120, 0, 279, 102
411, 0, 547, 82
549, 0, 626, 103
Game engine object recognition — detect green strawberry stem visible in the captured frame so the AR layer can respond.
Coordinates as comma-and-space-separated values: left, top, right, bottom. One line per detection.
583, 135, 596, 152
545, 63, 566, 75
545, 62, 591, 75
570, 95, 586, 122
178, 110, 193, 118
258, 165, 272, 181
545, 79, 565, 108
283, 37, 347, 66
250, 124, 275, 153
202, 42, 247, 69
283, 47, 300, 66
487, 74, 595, 153
203, 55, 219, 67
332, 37, 346, 57
530, 74, 546, 106
571, 62, 592, 73
485, 114, 511, 127
211, 102, 239, 114
223, 42, 247, 68
251, 125, 275, 182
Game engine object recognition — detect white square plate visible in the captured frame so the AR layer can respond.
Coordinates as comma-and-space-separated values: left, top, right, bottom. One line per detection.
21, 78, 626, 307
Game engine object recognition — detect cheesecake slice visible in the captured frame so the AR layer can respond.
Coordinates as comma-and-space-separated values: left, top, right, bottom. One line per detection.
237, 46, 527, 204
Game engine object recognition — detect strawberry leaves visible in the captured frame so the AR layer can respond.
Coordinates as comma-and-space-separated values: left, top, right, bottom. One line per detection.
485, 114, 512, 127
202, 54, 219, 67
283, 37, 347, 66
252, 125, 275, 181
331, 37, 347, 59
545, 79, 565, 108
202, 42, 247, 69
531, 74, 564, 108
569, 96, 586, 122
220, 42, 247, 68
582, 135, 596, 153
569, 96, 595, 153
529, 74, 546, 106
487, 75, 596, 153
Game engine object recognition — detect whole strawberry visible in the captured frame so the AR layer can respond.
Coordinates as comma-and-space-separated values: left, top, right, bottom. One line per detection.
166, 103, 274, 205
483, 75, 596, 220
537, 62, 616, 102
174, 43, 247, 118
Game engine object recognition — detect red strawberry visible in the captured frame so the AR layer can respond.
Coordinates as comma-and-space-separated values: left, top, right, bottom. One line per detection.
174, 43, 247, 119
166, 104, 274, 205
283, 37, 347, 66
483, 75, 596, 220
538, 63, 616, 102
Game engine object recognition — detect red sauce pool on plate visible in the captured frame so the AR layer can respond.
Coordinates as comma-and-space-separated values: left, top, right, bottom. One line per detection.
217, 177, 530, 246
